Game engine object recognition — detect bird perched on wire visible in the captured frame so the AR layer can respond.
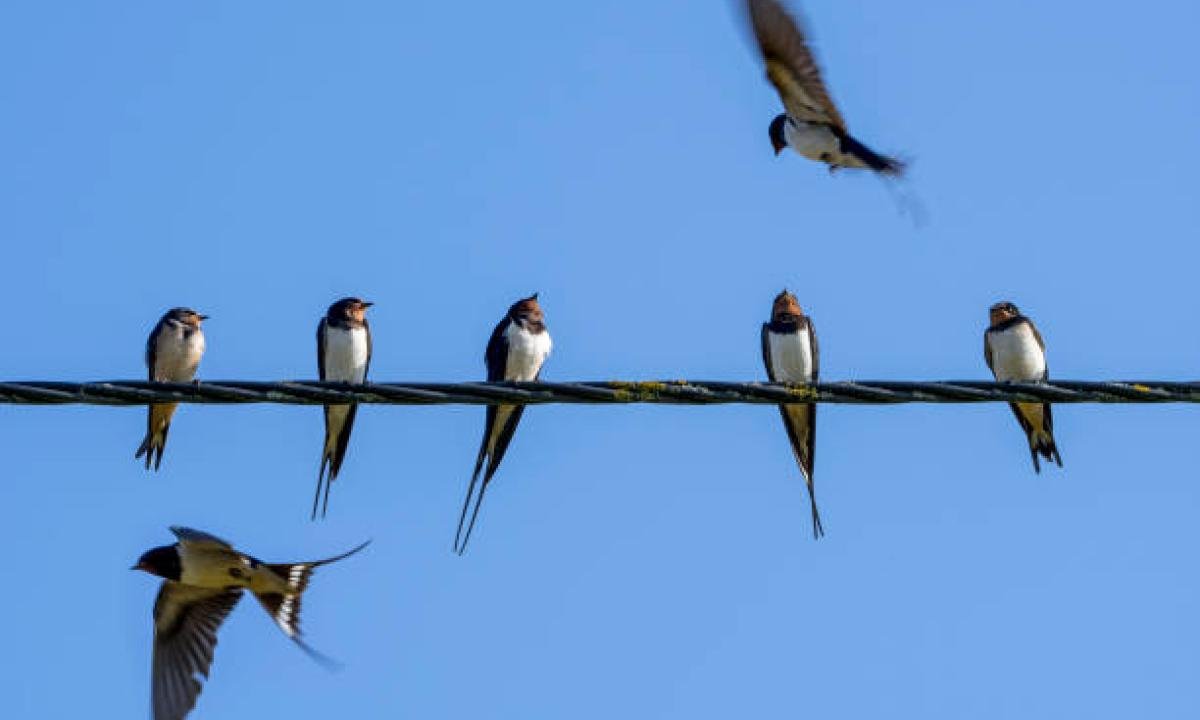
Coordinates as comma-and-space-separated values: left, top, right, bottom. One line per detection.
313, 297, 374, 519
136, 307, 207, 470
132, 526, 369, 720
984, 301, 1063, 472
761, 290, 824, 538
745, 0, 904, 176
454, 293, 552, 555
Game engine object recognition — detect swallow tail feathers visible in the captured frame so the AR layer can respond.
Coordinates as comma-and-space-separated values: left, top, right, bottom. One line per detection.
830, 127, 905, 176
313, 404, 359, 520
453, 463, 488, 556
254, 540, 371, 667
1021, 406, 1062, 473
454, 404, 526, 555
806, 483, 825, 539
135, 402, 178, 470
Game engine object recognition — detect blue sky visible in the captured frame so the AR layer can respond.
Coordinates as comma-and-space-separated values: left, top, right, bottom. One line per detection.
2, 0, 1199, 717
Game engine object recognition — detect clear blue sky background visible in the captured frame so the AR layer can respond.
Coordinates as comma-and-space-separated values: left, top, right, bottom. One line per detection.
1, 1, 1198, 717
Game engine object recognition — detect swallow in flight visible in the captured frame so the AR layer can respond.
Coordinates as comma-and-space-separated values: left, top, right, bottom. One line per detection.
133, 526, 369, 720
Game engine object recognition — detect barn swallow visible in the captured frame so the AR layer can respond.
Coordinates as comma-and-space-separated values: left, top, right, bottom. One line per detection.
454, 293, 552, 555
313, 297, 374, 519
984, 301, 1063, 472
761, 290, 824, 538
132, 526, 369, 720
136, 308, 207, 470
746, 0, 904, 176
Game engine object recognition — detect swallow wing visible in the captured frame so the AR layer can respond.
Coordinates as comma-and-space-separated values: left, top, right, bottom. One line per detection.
983, 330, 995, 375
760, 323, 775, 379
806, 318, 819, 475
747, 0, 846, 129
151, 583, 243, 720
169, 526, 234, 550
363, 319, 373, 379
484, 316, 510, 382
475, 316, 512, 473
455, 316, 515, 553
1021, 317, 1057, 455
145, 318, 164, 381
808, 318, 820, 381
762, 320, 823, 537
316, 317, 328, 381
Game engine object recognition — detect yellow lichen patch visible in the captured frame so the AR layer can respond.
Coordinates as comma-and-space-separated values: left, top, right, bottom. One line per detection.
1132, 384, 1151, 393
609, 381, 669, 401
784, 384, 819, 401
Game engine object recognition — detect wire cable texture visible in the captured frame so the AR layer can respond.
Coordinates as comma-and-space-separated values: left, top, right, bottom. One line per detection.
0, 380, 1198, 405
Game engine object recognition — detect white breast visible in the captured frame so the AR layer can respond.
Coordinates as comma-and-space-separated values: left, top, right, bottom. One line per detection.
784, 120, 840, 163
767, 330, 814, 382
323, 325, 370, 383
503, 322, 551, 381
785, 119, 869, 169
988, 324, 1046, 381
153, 324, 205, 382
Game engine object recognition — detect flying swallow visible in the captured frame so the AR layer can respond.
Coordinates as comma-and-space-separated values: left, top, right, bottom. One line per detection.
313, 297, 374, 519
136, 308, 207, 470
761, 290, 824, 538
454, 293, 552, 555
746, 0, 904, 176
984, 301, 1063, 472
132, 526, 369, 720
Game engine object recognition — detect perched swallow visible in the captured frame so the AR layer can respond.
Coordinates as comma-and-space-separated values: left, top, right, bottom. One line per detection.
761, 290, 824, 538
454, 293, 552, 555
746, 0, 904, 176
984, 301, 1063, 472
133, 526, 369, 720
313, 297, 374, 519
136, 308, 208, 470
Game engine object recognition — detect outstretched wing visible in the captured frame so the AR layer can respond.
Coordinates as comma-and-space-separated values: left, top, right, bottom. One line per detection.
152, 583, 243, 720
747, 0, 846, 129
169, 527, 234, 550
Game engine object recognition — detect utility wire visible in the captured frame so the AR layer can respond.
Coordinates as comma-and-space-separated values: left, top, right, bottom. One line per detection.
0, 380, 1197, 405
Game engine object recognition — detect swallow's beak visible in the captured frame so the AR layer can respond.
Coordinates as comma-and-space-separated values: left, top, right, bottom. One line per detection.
361, 302, 374, 309
130, 562, 146, 572
198, 314, 210, 321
